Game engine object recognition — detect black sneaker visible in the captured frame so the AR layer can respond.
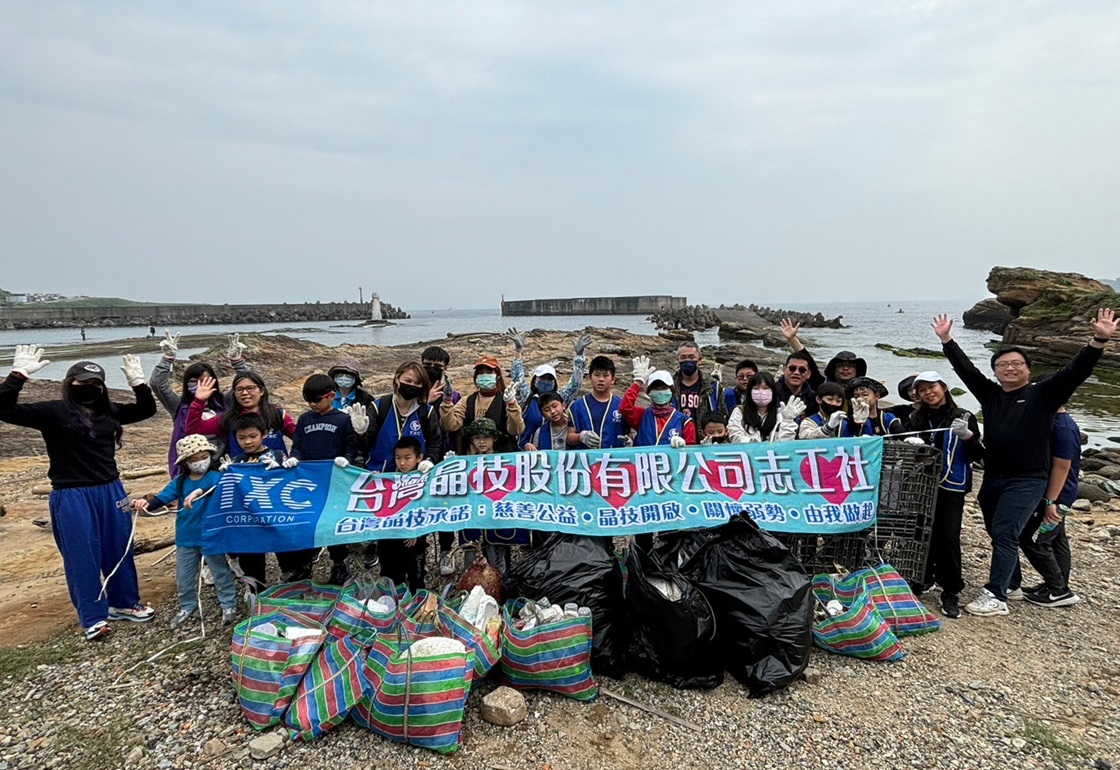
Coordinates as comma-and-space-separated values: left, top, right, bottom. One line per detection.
1024, 590, 1081, 608
940, 594, 962, 619
329, 563, 349, 587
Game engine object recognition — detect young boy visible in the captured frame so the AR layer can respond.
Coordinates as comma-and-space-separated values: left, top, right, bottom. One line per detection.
378, 437, 431, 592
222, 412, 285, 468
522, 392, 571, 451
718, 359, 759, 415
843, 377, 902, 437
567, 355, 629, 449
133, 435, 238, 628
797, 382, 848, 439
458, 418, 528, 575
700, 412, 730, 444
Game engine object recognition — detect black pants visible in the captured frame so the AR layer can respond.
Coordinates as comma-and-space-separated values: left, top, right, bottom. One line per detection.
380, 537, 428, 593
439, 531, 454, 552
924, 490, 965, 597
1016, 504, 1072, 592
234, 553, 267, 587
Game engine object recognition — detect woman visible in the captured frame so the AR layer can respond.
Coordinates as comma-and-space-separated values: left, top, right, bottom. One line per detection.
441, 355, 524, 453
0, 346, 157, 641
328, 356, 375, 414
728, 372, 802, 443
355, 362, 444, 472
149, 331, 250, 475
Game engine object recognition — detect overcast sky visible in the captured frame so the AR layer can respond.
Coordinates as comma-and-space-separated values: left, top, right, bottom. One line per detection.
1, 2, 1118, 309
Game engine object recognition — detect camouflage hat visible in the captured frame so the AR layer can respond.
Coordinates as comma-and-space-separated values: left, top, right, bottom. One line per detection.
462, 417, 501, 439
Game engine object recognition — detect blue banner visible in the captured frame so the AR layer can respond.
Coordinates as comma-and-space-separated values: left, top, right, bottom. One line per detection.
200, 438, 884, 555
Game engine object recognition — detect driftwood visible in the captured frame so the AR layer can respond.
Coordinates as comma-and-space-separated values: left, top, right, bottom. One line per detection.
600, 687, 703, 732
135, 537, 176, 555
121, 467, 168, 481
31, 484, 52, 496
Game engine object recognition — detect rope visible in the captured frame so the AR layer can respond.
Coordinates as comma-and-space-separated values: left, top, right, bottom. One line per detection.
98, 508, 138, 602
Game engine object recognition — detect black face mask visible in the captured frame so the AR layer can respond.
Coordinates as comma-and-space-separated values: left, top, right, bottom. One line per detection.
397, 383, 425, 401
423, 366, 444, 385
819, 401, 842, 415
71, 385, 102, 406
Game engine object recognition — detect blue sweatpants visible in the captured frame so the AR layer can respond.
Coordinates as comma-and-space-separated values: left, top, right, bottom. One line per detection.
49, 480, 141, 629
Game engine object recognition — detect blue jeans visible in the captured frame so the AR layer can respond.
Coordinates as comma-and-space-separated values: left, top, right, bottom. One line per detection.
176, 547, 237, 612
977, 476, 1047, 601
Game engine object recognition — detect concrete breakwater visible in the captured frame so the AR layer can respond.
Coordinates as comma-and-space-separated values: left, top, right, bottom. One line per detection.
501, 295, 687, 316
0, 300, 409, 330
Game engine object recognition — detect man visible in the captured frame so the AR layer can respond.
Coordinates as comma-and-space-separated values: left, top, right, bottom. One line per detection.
931, 308, 1116, 617
774, 350, 819, 417
672, 342, 723, 427
421, 345, 461, 577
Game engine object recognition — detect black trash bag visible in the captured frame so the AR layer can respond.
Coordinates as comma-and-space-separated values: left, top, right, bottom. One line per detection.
505, 534, 628, 679
652, 528, 717, 571
625, 546, 722, 689
680, 514, 812, 697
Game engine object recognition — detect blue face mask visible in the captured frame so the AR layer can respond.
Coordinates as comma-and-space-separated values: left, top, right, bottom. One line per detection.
679, 361, 698, 376
187, 383, 198, 395
649, 389, 673, 405
476, 374, 498, 390
536, 380, 556, 394
334, 374, 356, 389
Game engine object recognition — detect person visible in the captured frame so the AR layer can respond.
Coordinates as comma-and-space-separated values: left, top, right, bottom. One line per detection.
567, 355, 629, 450
1014, 407, 1081, 608
796, 382, 847, 439
457, 418, 529, 574
889, 374, 920, 425
906, 371, 984, 619
717, 359, 759, 415
80, 327, 86, 341
699, 412, 731, 444
187, 371, 295, 458
824, 351, 867, 388
0, 346, 157, 641
328, 356, 374, 414
774, 350, 820, 418
523, 392, 571, 451
148, 325, 156, 338
672, 342, 723, 427
729, 371, 802, 443
440, 355, 524, 453
287, 374, 358, 469
843, 377, 903, 437
377, 437, 433, 592
931, 308, 1116, 617
149, 331, 250, 475
420, 345, 460, 576
131, 434, 238, 628
508, 328, 591, 449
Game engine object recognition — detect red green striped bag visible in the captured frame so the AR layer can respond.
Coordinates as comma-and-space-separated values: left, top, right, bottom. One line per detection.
257, 580, 341, 625
818, 564, 941, 637
284, 631, 377, 742
498, 599, 598, 702
399, 591, 498, 681
810, 576, 905, 661
230, 609, 327, 730
351, 633, 471, 754
325, 576, 409, 640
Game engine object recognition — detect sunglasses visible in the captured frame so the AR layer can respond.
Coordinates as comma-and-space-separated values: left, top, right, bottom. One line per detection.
306, 392, 333, 404
786, 365, 810, 374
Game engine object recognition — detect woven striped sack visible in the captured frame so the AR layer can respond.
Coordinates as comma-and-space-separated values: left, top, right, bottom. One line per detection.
498, 599, 598, 701
811, 576, 905, 661
257, 580, 341, 625
822, 564, 941, 637
400, 591, 498, 681
326, 576, 409, 639
284, 631, 377, 742
230, 609, 327, 730
351, 632, 470, 754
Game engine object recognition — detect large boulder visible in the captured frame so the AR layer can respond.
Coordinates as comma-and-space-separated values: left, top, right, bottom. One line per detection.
962, 298, 1014, 334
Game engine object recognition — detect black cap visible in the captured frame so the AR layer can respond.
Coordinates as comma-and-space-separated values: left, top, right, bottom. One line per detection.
65, 361, 106, 382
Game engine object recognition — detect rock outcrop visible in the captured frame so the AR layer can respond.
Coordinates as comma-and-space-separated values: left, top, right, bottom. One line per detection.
962, 298, 1014, 334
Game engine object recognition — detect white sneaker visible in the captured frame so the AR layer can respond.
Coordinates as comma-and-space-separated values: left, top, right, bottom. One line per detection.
108, 604, 155, 622
1006, 587, 1025, 601
439, 553, 455, 577
84, 620, 111, 641
201, 562, 214, 586
964, 588, 1009, 617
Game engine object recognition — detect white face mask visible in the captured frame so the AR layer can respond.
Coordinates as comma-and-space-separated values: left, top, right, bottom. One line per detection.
187, 459, 211, 475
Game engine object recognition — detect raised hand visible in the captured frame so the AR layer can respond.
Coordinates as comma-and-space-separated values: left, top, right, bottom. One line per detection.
1091, 307, 1118, 340
950, 417, 974, 440
573, 333, 593, 356
121, 354, 146, 387
344, 404, 370, 434
506, 327, 525, 353
227, 333, 248, 361
442, 376, 454, 402
503, 382, 518, 404
631, 355, 652, 385
158, 330, 180, 359
779, 398, 806, 421
11, 345, 50, 378
218, 454, 233, 472
194, 373, 218, 402
931, 314, 954, 343
710, 363, 723, 383
780, 318, 801, 341
852, 397, 870, 424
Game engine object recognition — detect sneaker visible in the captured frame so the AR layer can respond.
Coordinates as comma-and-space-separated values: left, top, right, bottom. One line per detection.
201, 562, 214, 586
32, 517, 50, 529
439, 553, 455, 577
84, 620, 111, 641
1025, 590, 1081, 608
1006, 587, 1025, 601
329, 563, 349, 587
108, 604, 155, 623
964, 588, 1009, 617
940, 594, 962, 619
169, 609, 195, 629
221, 607, 238, 626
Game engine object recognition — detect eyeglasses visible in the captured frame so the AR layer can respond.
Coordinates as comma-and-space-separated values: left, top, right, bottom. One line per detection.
994, 361, 1027, 370
234, 385, 260, 394
786, 365, 810, 374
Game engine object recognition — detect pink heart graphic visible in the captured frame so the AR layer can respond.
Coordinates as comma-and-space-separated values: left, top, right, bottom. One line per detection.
589, 460, 641, 509
799, 455, 852, 505
698, 464, 747, 502
356, 478, 414, 518
469, 468, 516, 503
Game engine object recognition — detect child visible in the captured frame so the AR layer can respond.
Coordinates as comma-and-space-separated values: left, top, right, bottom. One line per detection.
567, 355, 630, 449
283, 373, 358, 585
133, 435, 237, 628
843, 377, 902, 437
700, 413, 730, 444
796, 382, 847, 439
728, 371, 803, 443
378, 437, 433, 592
522, 392, 571, 451
458, 418, 529, 575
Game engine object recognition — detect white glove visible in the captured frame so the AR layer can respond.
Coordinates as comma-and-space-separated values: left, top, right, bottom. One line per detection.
711, 363, 723, 383
579, 430, 602, 449
503, 382, 518, 404
344, 404, 370, 434
158, 330, 180, 359
827, 410, 844, 430
218, 454, 233, 472
779, 398, 806, 421
950, 417, 974, 440
282, 456, 300, 469
121, 354, 145, 387
700, 436, 713, 446
444, 451, 457, 459
852, 397, 870, 424
333, 457, 350, 468
263, 455, 281, 471
11, 345, 50, 378
632, 355, 652, 385
669, 435, 687, 449
904, 436, 925, 446
418, 459, 434, 473
618, 435, 633, 448
227, 333, 248, 361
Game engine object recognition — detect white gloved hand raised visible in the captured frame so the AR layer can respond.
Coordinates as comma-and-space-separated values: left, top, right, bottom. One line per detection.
779, 398, 806, 421
852, 397, 870, 424
631, 355, 652, 385
218, 454, 233, 472
418, 459, 434, 473
158, 330, 180, 359
669, 435, 687, 449
11, 345, 50, 378
282, 457, 299, 469
227, 333, 248, 361
121, 354, 146, 387
503, 382, 518, 404
950, 417, 974, 440
579, 430, 602, 449
333, 457, 350, 468
344, 404, 370, 434
827, 410, 845, 430
711, 363, 723, 383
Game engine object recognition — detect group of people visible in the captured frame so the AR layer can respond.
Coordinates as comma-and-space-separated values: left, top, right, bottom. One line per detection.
1, 307, 1113, 641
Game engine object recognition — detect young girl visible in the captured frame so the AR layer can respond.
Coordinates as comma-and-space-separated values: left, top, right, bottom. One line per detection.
728, 371, 802, 443
0, 346, 157, 641
457, 418, 529, 575
132, 435, 238, 628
